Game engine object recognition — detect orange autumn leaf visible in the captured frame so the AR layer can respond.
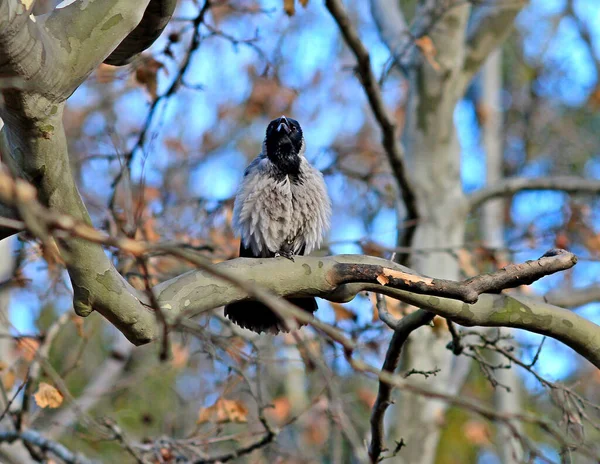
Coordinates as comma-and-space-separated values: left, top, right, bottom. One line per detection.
16, 337, 40, 362
266, 396, 291, 424
357, 388, 377, 409
134, 57, 166, 99
34, 382, 63, 408
361, 240, 385, 258
457, 249, 478, 277
283, 0, 295, 15
71, 315, 85, 338
415, 36, 440, 71
330, 302, 357, 322
587, 84, 600, 109
197, 398, 248, 424
2, 369, 16, 390
171, 343, 189, 369
463, 420, 491, 445
431, 315, 447, 336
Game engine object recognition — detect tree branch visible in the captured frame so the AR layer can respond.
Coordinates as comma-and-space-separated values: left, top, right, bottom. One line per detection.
468, 176, 600, 211
545, 286, 600, 309
368, 309, 435, 463
369, 0, 411, 71
0, 0, 166, 346
42, 0, 152, 92
325, 0, 419, 264
43, 335, 133, 440
1, 166, 598, 368
104, 0, 177, 66
0, 430, 94, 464
460, 0, 527, 91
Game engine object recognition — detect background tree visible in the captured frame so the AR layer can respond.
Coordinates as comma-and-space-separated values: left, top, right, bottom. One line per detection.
0, 0, 599, 463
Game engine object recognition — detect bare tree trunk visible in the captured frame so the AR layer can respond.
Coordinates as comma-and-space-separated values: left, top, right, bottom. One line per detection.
389, 5, 472, 463
481, 49, 524, 464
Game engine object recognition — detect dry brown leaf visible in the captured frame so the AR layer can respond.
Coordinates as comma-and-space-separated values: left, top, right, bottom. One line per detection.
463, 420, 491, 445
554, 231, 569, 250
330, 302, 357, 322
70, 315, 85, 338
415, 36, 440, 71
34, 382, 63, 408
584, 233, 600, 255
16, 337, 40, 362
474, 102, 490, 126
587, 84, 600, 109
2, 369, 16, 390
224, 336, 247, 365
283, 0, 295, 15
376, 273, 389, 285
135, 57, 165, 99
171, 343, 189, 369
430, 315, 447, 336
197, 398, 248, 424
299, 0, 309, 6
357, 388, 376, 409
457, 249, 478, 277
361, 240, 385, 258
369, 293, 408, 322
266, 396, 291, 424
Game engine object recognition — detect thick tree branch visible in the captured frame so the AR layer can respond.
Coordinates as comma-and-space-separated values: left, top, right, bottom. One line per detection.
104, 0, 177, 66
0, 0, 170, 346
460, 0, 527, 91
1, 170, 597, 367
0, 0, 151, 104
325, 0, 419, 263
468, 176, 600, 211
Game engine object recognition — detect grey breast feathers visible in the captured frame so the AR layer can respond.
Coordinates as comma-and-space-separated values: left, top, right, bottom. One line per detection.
232, 156, 331, 256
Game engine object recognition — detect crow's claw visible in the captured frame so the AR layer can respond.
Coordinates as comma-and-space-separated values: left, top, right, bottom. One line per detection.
276, 250, 295, 262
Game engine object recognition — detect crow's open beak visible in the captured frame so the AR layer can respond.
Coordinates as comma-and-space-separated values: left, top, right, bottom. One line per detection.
277, 115, 291, 134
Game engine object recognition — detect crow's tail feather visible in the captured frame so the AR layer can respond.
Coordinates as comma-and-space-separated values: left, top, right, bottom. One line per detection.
224, 297, 318, 334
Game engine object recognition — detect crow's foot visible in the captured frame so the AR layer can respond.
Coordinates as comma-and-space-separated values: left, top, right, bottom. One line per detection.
275, 250, 295, 262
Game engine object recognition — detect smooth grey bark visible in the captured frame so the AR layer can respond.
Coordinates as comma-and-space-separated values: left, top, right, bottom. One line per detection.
0, 0, 157, 344
480, 49, 524, 464
388, 3, 471, 462
369, 1, 527, 462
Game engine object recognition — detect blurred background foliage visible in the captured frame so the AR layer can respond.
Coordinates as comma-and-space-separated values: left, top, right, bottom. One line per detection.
1, 0, 600, 462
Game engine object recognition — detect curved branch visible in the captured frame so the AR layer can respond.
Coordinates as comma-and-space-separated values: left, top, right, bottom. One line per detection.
368, 309, 434, 463
1, 166, 598, 366
104, 0, 178, 66
468, 176, 600, 211
325, 0, 419, 263
545, 285, 600, 309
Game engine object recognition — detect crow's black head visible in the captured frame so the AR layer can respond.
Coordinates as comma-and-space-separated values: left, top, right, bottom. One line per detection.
264, 116, 304, 175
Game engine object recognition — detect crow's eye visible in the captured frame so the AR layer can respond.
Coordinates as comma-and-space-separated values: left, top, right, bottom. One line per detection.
291, 126, 297, 132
